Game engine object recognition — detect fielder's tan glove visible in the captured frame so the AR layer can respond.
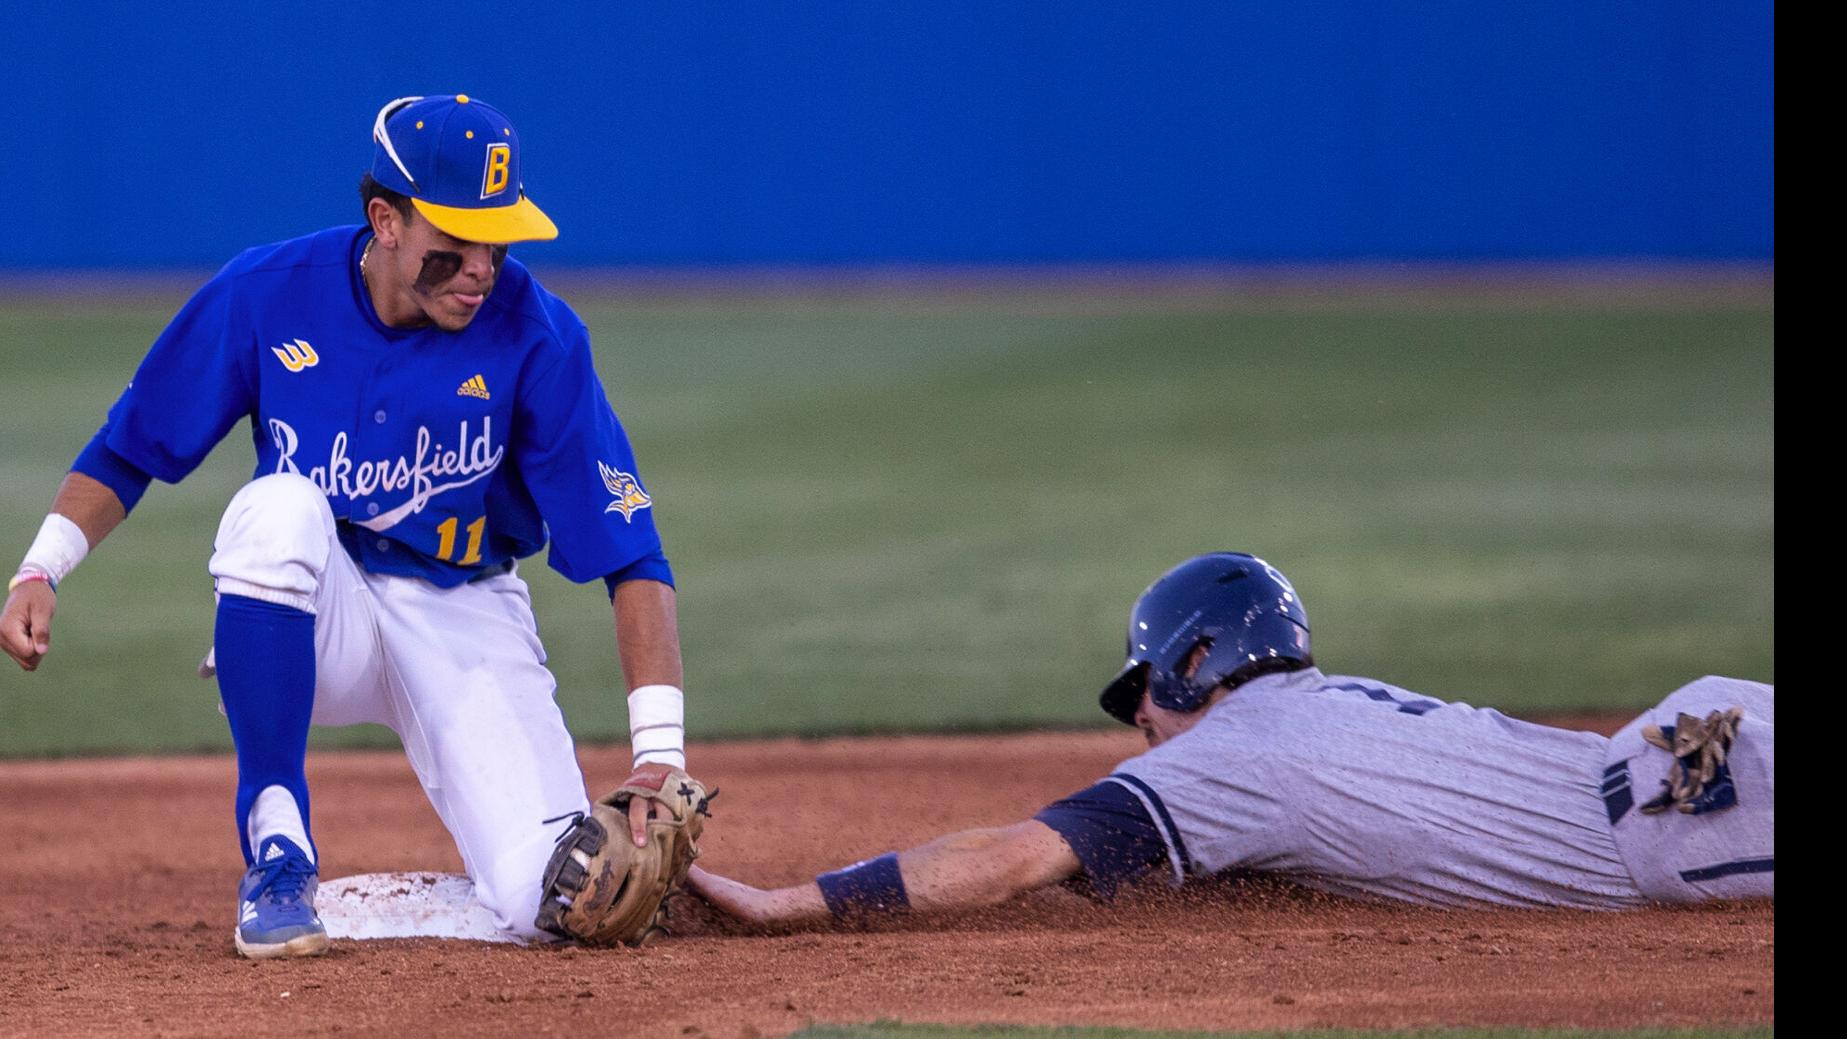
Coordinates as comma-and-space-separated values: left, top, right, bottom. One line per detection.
536, 763, 714, 946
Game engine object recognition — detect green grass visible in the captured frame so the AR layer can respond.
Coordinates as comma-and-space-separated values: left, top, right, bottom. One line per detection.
791, 1025, 1773, 1039
0, 288, 1774, 757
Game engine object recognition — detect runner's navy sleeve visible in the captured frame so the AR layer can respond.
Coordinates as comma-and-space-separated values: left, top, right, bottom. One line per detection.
97, 270, 258, 484
1034, 780, 1172, 899
515, 321, 673, 586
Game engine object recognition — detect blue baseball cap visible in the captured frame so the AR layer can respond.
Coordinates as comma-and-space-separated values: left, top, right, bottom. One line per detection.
368, 94, 558, 244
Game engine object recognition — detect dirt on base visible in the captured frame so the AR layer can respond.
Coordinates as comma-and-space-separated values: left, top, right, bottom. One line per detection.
0, 724, 1773, 1038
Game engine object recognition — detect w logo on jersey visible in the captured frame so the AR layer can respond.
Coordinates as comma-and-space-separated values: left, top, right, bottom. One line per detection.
598, 461, 652, 522
271, 339, 319, 373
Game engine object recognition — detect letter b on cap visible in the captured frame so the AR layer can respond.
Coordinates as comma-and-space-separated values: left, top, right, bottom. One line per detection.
482, 143, 512, 199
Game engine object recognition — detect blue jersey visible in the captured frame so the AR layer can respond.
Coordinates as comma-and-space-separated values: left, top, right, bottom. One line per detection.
81, 226, 670, 590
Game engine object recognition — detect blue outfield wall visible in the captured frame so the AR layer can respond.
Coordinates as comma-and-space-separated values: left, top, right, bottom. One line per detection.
8, 2, 1772, 268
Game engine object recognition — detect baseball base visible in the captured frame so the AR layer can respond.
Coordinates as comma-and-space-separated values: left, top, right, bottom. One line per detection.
318, 872, 525, 943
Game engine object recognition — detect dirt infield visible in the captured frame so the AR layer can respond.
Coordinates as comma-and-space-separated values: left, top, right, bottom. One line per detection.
0, 725, 1773, 1038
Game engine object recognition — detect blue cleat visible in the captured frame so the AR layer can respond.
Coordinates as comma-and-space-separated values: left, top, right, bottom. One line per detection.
234, 836, 330, 959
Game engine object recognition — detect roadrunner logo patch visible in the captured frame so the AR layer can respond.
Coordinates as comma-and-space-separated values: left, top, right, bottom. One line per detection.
272, 339, 319, 373
457, 374, 490, 399
599, 461, 652, 522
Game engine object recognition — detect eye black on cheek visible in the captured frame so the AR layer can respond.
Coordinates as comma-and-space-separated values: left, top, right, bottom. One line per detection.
414, 250, 464, 292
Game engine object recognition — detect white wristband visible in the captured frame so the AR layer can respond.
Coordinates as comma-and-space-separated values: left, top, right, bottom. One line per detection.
18, 513, 90, 587
628, 684, 685, 768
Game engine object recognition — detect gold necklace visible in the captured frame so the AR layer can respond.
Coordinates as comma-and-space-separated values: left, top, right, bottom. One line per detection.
360, 238, 375, 278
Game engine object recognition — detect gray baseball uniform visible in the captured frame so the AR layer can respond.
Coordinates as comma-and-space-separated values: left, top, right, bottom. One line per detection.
1035, 667, 1773, 908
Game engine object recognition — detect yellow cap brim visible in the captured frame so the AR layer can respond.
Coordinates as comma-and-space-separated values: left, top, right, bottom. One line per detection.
412, 195, 559, 245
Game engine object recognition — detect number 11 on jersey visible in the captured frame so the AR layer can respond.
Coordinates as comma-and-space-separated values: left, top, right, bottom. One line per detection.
435, 516, 486, 565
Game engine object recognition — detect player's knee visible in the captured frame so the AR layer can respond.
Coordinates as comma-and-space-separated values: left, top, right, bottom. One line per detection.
209, 474, 337, 609
472, 842, 557, 942
219, 474, 334, 540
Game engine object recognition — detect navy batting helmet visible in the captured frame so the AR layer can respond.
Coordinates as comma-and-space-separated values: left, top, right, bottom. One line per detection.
1098, 553, 1313, 725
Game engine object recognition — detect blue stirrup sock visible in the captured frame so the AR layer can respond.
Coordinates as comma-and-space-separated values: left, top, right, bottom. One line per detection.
214, 594, 317, 866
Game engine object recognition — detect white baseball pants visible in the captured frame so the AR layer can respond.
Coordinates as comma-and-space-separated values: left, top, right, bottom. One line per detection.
209, 473, 590, 940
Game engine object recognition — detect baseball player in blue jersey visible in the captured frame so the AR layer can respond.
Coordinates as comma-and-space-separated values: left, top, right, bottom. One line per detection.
689, 553, 1774, 924
1, 95, 694, 958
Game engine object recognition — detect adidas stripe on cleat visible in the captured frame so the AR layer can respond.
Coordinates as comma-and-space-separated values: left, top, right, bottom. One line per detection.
235, 835, 330, 959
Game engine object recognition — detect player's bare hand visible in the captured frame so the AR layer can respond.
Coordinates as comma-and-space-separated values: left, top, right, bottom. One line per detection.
1, 580, 57, 671
627, 793, 664, 848
686, 866, 777, 925
621, 761, 682, 847
686, 866, 831, 927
